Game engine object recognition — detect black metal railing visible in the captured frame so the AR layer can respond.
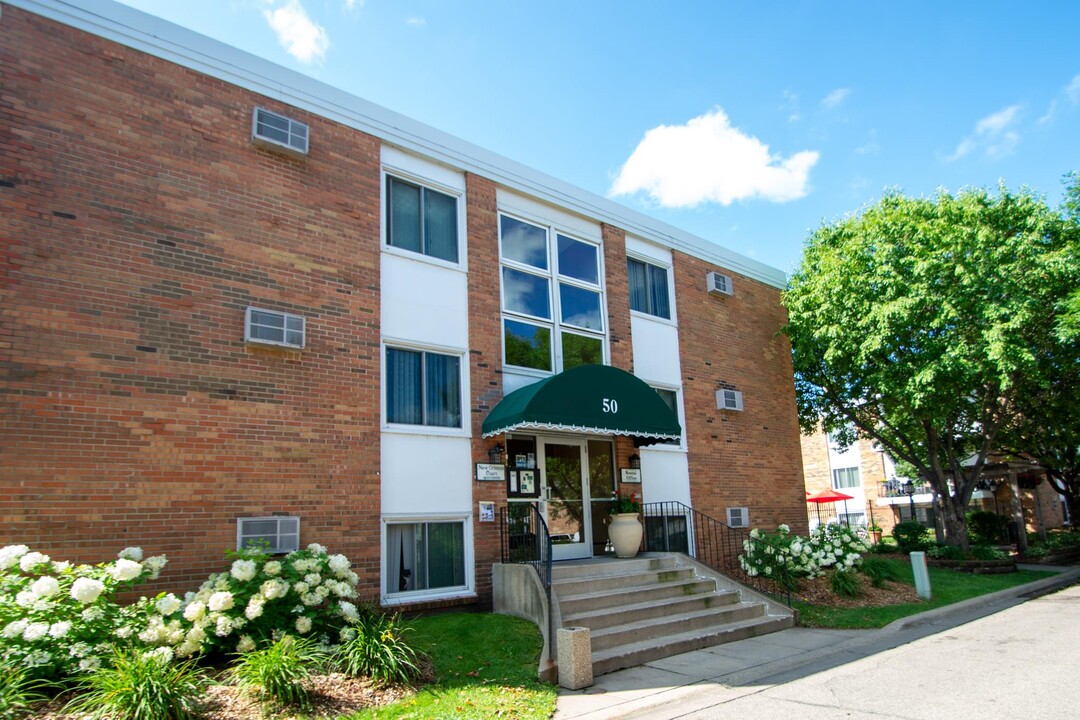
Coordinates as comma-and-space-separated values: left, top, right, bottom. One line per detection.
641, 500, 791, 606
499, 503, 553, 657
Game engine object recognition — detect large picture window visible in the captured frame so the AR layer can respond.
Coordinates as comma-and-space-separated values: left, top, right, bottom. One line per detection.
385, 347, 462, 428
386, 521, 466, 595
627, 257, 671, 320
386, 176, 458, 263
499, 214, 605, 375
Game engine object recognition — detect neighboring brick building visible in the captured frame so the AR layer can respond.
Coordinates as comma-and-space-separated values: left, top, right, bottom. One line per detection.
800, 429, 1068, 540
1, 0, 807, 610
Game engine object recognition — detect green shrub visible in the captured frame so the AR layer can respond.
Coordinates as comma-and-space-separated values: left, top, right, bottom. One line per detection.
891, 521, 932, 553
0, 663, 50, 720
64, 649, 206, 720
334, 608, 421, 685
231, 634, 323, 711
830, 569, 860, 598
860, 557, 902, 587
967, 511, 1007, 544
927, 544, 965, 560
970, 545, 1007, 561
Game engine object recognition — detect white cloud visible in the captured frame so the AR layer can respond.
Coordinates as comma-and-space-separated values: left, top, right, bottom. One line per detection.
821, 88, 851, 109
1038, 99, 1058, 126
781, 90, 801, 123
263, 0, 329, 64
609, 107, 820, 207
947, 105, 1021, 162
406, 15, 426, 26
1066, 74, 1080, 104
855, 129, 880, 155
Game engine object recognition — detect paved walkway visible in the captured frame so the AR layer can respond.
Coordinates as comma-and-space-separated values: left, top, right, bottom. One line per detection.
554, 565, 1080, 719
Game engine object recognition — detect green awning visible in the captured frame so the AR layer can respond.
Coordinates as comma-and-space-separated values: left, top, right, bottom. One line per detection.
481, 365, 681, 444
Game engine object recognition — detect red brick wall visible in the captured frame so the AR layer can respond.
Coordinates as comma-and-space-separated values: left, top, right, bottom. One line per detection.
673, 254, 808, 534
0, 7, 382, 594
465, 173, 505, 605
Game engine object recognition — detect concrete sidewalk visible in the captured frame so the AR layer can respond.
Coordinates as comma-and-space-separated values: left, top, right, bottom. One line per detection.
554, 564, 1080, 720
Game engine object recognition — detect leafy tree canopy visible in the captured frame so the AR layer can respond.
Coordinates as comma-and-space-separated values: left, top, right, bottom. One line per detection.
784, 182, 1079, 546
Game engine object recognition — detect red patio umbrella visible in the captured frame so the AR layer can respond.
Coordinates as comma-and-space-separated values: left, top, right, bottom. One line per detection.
806, 489, 854, 525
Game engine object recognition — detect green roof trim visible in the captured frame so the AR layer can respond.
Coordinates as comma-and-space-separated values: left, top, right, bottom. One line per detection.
482, 365, 681, 443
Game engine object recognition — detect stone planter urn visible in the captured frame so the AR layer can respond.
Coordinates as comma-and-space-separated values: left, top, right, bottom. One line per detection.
609, 513, 643, 558
869, 530, 883, 544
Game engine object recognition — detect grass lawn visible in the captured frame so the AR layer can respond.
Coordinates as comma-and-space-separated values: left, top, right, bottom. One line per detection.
347, 613, 556, 719
794, 558, 1056, 629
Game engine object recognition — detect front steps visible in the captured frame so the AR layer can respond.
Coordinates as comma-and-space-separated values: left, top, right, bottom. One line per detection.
552, 554, 793, 677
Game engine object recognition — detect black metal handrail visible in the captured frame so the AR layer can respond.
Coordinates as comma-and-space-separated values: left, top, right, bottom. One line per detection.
641, 500, 791, 606
499, 502, 553, 657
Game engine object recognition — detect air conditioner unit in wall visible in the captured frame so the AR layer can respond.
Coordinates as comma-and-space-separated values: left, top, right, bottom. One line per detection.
726, 507, 749, 528
716, 389, 744, 411
252, 107, 309, 157
706, 271, 733, 296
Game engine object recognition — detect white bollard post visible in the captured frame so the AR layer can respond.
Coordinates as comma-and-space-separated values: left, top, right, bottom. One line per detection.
910, 551, 932, 600
557, 626, 594, 690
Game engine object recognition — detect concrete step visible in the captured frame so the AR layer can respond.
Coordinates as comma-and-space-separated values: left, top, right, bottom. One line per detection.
556, 577, 718, 616
562, 589, 741, 631
553, 566, 696, 597
551, 555, 678, 581
588, 602, 768, 652
591, 614, 795, 677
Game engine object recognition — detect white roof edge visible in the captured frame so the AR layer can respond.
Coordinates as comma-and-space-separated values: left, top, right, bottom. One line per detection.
11, 0, 788, 289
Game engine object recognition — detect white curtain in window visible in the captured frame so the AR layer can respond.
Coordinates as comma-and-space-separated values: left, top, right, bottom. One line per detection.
386, 524, 417, 593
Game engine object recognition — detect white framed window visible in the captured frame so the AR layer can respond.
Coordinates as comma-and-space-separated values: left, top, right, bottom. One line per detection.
650, 385, 684, 448
245, 307, 305, 349
385, 345, 463, 429
832, 467, 860, 490
627, 256, 671, 320
384, 518, 470, 601
837, 513, 866, 527
251, 107, 309, 156
499, 213, 606, 376
385, 175, 459, 264
237, 516, 299, 554
726, 507, 749, 528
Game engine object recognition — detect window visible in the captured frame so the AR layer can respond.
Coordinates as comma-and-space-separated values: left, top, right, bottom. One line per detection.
386, 521, 466, 595
832, 467, 860, 489
386, 348, 462, 428
627, 257, 671, 320
651, 387, 681, 446
386, 176, 458, 263
251, 108, 309, 155
237, 516, 299, 554
837, 513, 866, 527
245, 307, 305, 348
499, 215, 605, 374
726, 507, 749, 528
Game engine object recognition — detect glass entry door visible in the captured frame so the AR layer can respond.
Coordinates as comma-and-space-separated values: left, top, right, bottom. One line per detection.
541, 439, 591, 561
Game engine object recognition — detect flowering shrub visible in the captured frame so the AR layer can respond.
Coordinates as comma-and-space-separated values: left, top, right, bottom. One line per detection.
155, 543, 361, 658
739, 523, 870, 592
0, 544, 166, 679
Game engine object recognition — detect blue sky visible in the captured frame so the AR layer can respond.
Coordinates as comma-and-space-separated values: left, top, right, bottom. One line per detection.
115, 0, 1080, 274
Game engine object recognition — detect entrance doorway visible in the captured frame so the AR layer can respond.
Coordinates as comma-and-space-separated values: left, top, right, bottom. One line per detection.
507, 435, 617, 561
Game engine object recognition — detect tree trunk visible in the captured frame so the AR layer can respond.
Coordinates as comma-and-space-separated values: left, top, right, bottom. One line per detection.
939, 497, 970, 549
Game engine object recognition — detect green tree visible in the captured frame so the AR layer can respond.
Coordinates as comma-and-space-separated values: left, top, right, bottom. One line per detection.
784, 184, 1078, 548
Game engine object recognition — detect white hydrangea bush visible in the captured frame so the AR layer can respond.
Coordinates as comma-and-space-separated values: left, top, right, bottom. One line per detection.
147, 543, 361, 658
739, 523, 870, 592
0, 544, 166, 679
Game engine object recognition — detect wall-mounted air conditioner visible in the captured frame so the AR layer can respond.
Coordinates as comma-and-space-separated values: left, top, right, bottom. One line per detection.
716, 389, 744, 411
706, 271, 733, 296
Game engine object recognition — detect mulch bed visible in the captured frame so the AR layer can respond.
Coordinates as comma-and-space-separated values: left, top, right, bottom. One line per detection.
34, 657, 437, 720
790, 573, 920, 608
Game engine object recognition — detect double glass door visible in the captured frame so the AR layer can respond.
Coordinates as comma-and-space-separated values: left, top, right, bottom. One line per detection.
514, 436, 615, 561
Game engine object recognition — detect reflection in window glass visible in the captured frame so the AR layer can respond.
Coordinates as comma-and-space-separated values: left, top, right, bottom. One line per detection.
559, 284, 602, 330
504, 319, 552, 371
501, 216, 548, 269
561, 332, 602, 370
557, 235, 598, 284
502, 267, 551, 319
386, 522, 465, 594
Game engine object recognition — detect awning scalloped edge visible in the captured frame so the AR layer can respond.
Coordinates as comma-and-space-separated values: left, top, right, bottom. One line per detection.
482, 421, 680, 440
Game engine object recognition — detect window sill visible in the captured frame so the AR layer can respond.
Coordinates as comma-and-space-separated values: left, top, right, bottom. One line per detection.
629, 309, 678, 327
382, 244, 468, 274
382, 589, 476, 607
382, 424, 471, 440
